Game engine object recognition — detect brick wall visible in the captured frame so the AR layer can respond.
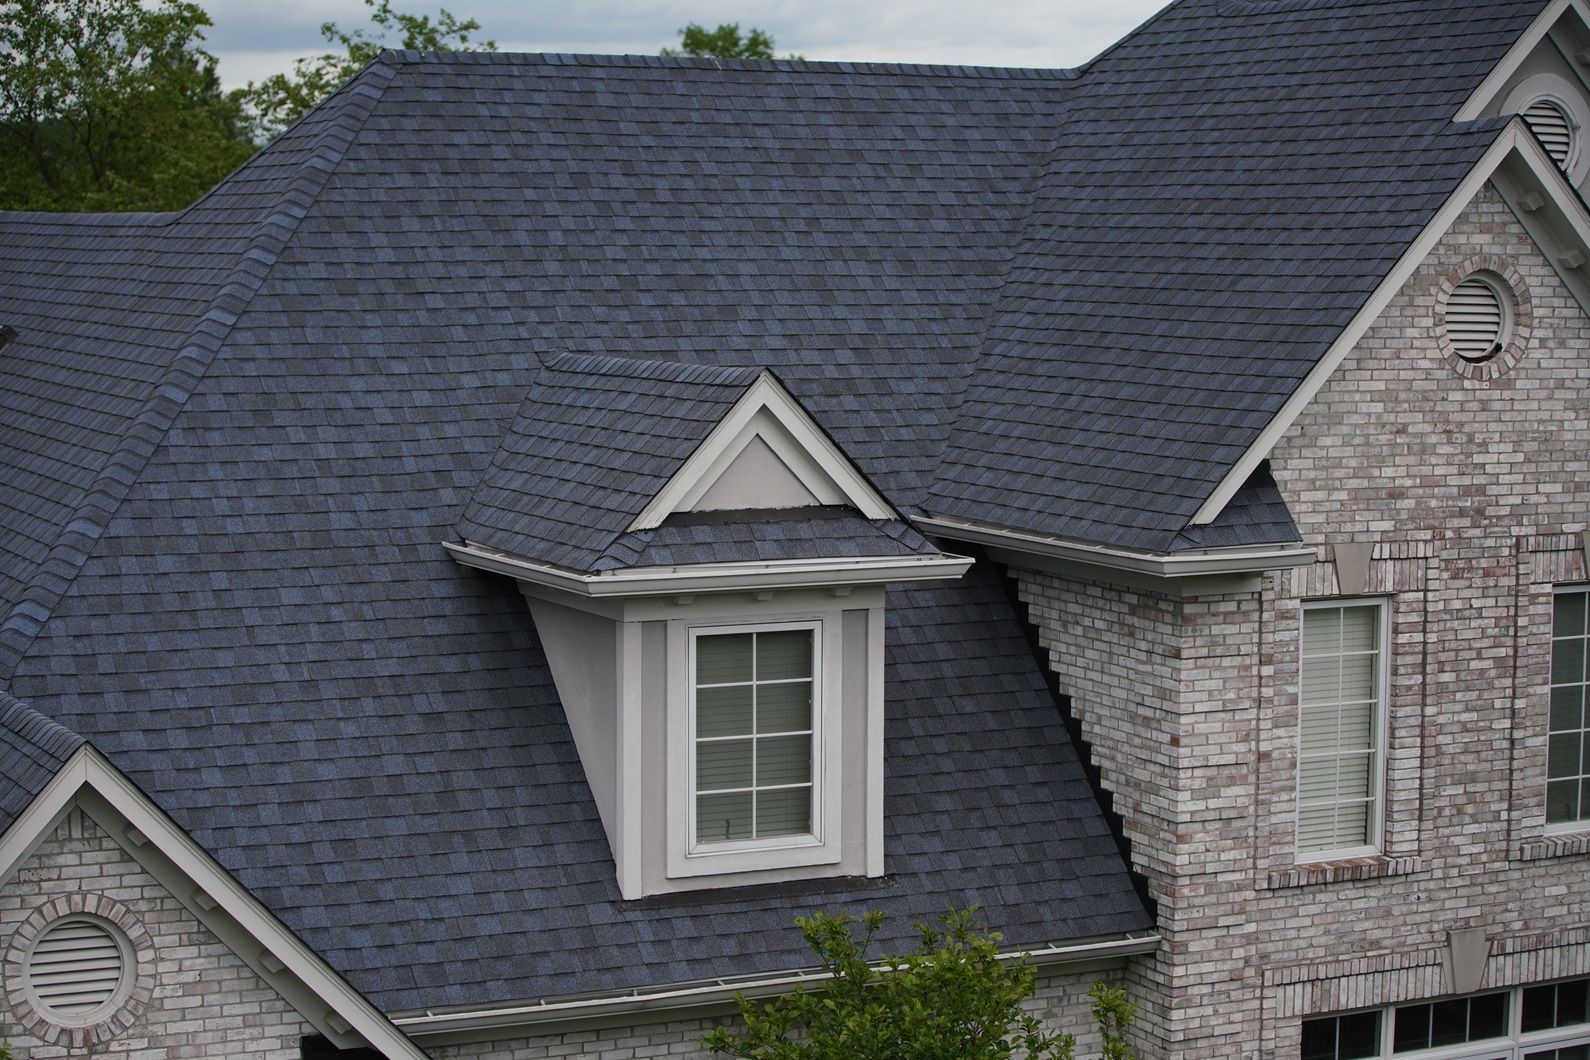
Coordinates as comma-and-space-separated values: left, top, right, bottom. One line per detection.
1013, 182, 1590, 1058
0, 808, 316, 1058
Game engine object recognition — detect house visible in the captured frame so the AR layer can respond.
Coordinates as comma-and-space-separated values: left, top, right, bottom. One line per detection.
3, 0, 1590, 1056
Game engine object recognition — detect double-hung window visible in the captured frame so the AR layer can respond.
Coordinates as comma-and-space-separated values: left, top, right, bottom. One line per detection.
1298, 600, 1387, 858
690, 624, 818, 850
1548, 587, 1590, 828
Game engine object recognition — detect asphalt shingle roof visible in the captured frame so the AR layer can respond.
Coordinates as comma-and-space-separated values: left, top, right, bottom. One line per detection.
0, 692, 83, 834
0, 0, 1554, 1021
594, 508, 944, 571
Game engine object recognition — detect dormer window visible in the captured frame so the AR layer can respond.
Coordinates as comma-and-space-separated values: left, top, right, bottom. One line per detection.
691, 625, 818, 849
446, 354, 971, 897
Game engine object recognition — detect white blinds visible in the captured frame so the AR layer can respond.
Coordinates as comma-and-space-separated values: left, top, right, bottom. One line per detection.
1298, 604, 1381, 854
26, 917, 125, 1017
1446, 277, 1506, 362
1524, 98, 1574, 166
695, 628, 815, 844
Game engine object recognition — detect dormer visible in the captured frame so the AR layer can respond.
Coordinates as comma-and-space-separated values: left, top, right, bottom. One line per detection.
446, 354, 970, 898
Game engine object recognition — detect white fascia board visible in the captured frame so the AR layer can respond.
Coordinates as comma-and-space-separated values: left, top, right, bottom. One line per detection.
1188, 123, 1590, 526
446, 539, 973, 597
914, 514, 1314, 578
0, 746, 429, 1060
1455, 0, 1585, 121
392, 932, 1159, 1040
629, 372, 896, 531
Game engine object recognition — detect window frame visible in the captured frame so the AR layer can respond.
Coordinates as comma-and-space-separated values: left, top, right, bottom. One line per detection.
686, 619, 824, 856
1296, 597, 1392, 863
1545, 585, 1590, 836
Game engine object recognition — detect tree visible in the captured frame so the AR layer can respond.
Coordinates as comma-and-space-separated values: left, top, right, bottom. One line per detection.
1091, 981, 1138, 1060
0, 0, 256, 211
703, 908, 1079, 1059
235, 0, 494, 143
661, 23, 802, 61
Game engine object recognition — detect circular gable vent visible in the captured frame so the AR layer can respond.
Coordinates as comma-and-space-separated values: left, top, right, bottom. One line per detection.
24, 916, 129, 1024
1443, 274, 1511, 363
1524, 97, 1575, 167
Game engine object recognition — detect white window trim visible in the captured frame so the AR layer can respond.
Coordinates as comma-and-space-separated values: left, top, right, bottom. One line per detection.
1545, 584, 1590, 836
1296, 597, 1391, 864
1302, 977, 1590, 1058
667, 616, 844, 878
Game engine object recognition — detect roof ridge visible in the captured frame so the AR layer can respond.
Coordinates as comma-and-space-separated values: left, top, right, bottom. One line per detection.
541, 351, 763, 387
0, 60, 401, 681
378, 47, 1081, 81
0, 689, 85, 764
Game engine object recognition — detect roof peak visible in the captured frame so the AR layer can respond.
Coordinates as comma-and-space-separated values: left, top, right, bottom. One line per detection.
377, 47, 1081, 82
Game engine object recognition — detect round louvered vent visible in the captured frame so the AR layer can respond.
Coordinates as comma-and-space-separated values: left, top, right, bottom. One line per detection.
1443, 274, 1511, 363
1524, 97, 1575, 167
24, 916, 129, 1022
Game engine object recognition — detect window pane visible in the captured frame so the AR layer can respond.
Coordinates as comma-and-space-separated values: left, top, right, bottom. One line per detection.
1523, 984, 1556, 1032
1552, 684, 1584, 733
1332, 802, 1371, 850
1338, 1011, 1380, 1058
756, 630, 812, 680
1393, 1002, 1431, 1051
697, 634, 753, 684
1429, 997, 1469, 1046
1299, 1016, 1338, 1060
1340, 606, 1378, 652
1302, 655, 1342, 704
1554, 636, 1586, 687
758, 681, 812, 733
756, 787, 812, 838
697, 686, 753, 738
1548, 778, 1580, 823
1340, 653, 1375, 702
1303, 608, 1342, 656
1299, 604, 1381, 854
697, 792, 753, 841
1549, 732, 1582, 780
1468, 992, 1507, 1039
697, 740, 752, 791
757, 735, 812, 787
1557, 591, 1588, 639
1561, 979, 1590, 1025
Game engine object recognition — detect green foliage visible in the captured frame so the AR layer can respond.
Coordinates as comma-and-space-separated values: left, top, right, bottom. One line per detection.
1090, 981, 1137, 1060
0, 0, 255, 211
234, 0, 495, 142
703, 908, 1076, 1060
661, 23, 802, 61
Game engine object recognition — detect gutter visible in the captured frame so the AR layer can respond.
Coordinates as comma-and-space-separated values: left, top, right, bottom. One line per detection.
914, 514, 1315, 578
444, 540, 974, 597
392, 932, 1159, 1039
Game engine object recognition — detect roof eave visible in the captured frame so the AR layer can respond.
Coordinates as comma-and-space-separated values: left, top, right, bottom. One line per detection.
445, 540, 974, 597
915, 514, 1314, 580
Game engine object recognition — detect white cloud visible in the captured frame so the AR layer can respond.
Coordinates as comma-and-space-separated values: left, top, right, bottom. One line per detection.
204, 0, 1170, 89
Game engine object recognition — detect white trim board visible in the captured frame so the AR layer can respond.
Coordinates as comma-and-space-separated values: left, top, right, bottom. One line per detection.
1190, 122, 1590, 526
446, 539, 973, 597
1454, 0, 1590, 122
0, 747, 428, 1059
629, 371, 896, 531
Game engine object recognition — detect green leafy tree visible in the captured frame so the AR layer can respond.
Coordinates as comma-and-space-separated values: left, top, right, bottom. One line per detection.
1091, 981, 1137, 1060
703, 908, 1077, 1059
0, 0, 255, 211
235, 0, 495, 142
661, 23, 802, 61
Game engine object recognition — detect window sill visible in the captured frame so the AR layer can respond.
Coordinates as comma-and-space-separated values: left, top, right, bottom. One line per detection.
1265, 855, 1423, 890
1515, 829, 1590, 862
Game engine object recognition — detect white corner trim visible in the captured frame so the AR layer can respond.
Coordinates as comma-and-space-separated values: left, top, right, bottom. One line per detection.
914, 514, 1314, 577
1454, 0, 1583, 122
1190, 122, 1590, 526
390, 932, 1160, 1039
629, 372, 896, 531
0, 747, 428, 1060
446, 540, 973, 597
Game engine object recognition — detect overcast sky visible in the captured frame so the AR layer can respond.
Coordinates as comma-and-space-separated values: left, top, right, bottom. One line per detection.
201, 0, 1172, 89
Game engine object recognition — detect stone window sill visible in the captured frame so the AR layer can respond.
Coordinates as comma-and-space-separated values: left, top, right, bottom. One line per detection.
1265, 855, 1423, 890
